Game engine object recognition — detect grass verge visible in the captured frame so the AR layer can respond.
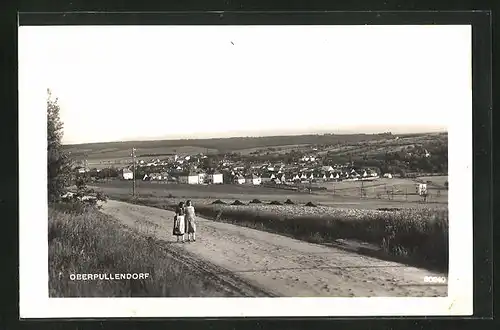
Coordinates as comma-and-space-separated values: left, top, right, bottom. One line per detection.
48, 202, 243, 297
114, 194, 448, 272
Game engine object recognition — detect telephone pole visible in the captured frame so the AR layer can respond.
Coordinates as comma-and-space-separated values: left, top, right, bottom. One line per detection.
132, 147, 136, 196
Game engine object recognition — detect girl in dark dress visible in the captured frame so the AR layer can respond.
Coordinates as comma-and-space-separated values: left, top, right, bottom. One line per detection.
173, 201, 186, 242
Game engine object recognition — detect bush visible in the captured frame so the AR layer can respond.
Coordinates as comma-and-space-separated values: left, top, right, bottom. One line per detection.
212, 199, 226, 205
305, 202, 317, 207
231, 200, 245, 205
249, 199, 262, 204
284, 199, 295, 205
269, 201, 282, 205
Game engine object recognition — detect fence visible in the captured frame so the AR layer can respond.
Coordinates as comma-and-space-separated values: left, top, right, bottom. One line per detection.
330, 183, 447, 203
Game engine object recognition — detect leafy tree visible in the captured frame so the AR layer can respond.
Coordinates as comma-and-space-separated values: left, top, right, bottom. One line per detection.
47, 89, 73, 202
48, 89, 107, 208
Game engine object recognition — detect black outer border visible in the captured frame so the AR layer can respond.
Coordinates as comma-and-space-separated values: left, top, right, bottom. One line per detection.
2, 2, 494, 329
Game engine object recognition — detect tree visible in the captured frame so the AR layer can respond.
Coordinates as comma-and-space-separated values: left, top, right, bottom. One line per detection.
47, 89, 73, 203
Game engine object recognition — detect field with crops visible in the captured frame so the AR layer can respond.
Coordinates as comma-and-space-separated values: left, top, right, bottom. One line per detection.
109, 190, 448, 272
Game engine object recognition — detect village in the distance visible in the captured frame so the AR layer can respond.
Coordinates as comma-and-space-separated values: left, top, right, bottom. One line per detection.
69, 132, 448, 197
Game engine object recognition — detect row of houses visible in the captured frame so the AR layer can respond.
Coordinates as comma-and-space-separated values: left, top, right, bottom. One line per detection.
230, 167, 383, 185
121, 168, 224, 185
178, 172, 223, 185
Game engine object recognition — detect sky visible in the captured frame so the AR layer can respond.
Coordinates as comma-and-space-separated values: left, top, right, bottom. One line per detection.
18, 25, 471, 145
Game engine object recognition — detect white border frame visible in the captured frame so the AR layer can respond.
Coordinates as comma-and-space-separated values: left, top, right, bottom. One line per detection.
18, 25, 473, 318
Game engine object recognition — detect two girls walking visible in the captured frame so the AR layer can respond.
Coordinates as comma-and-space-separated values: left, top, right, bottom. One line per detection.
173, 200, 197, 243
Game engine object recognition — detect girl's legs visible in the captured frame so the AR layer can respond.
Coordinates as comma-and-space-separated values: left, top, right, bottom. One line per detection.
192, 232, 196, 241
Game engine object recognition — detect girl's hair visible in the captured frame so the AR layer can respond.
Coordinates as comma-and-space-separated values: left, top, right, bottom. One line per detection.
186, 200, 192, 206
176, 202, 185, 215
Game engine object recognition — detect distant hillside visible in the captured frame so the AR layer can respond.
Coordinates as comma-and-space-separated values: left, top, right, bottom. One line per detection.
63, 133, 396, 159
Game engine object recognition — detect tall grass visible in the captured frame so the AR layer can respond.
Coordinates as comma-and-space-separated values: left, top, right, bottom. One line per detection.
117, 195, 448, 272
48, 202, 239, 297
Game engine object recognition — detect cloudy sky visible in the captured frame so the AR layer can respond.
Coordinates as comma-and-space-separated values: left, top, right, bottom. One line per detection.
19, 25, 470, 144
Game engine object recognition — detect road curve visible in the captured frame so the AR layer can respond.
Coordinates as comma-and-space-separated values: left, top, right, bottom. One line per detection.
100, 200, 447, 297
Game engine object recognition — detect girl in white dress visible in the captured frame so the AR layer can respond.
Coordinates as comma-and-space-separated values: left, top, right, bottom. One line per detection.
184, 200, 197, 242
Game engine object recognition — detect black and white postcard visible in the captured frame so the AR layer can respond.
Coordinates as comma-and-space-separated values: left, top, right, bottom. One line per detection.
19, 23, 473, 318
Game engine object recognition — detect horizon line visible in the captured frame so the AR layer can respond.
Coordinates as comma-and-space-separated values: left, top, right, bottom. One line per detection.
62, 130, 447, 147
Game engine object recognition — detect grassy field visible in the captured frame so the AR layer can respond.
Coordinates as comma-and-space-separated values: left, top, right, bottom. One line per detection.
115, 194, 448, 272
48, 202, 247, 297
63, 132, 397, 160
416, 176, 448, 188
91, 179, 448, 210
236, 144, 312, 155
67, 145, 218, 163
313, 177, 448, 204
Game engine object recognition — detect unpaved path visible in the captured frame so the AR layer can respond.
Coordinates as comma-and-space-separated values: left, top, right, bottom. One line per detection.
101, 200, 448, 297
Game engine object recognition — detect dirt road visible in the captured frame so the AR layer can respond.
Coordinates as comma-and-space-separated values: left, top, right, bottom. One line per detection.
100, 200, 448, 297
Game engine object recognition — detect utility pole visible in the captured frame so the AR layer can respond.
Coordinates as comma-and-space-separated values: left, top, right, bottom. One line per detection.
132, 147, 136, 197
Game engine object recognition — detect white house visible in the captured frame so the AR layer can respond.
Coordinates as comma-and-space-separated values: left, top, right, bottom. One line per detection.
383, 173, 393, 179
179, 172, 199, 184
122, 168, 133, 180
321, 166, 334, 172
246, 174, 261, 185
234, 175, 246, 184
209, 173, 223, 184
195, 173, 206, 183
